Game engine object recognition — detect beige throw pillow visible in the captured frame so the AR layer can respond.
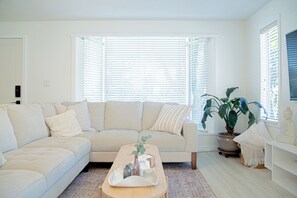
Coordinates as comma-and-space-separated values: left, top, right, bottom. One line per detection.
55, 100, 92, 130
0, 152, 6, 167
150, 104, 191, 135
45, 109, 83, 137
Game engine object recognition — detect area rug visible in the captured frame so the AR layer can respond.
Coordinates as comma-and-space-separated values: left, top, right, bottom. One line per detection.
59, 163, 216, 198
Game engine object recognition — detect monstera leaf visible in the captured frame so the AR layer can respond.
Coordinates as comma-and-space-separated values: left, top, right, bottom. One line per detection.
226, 87, 238, 98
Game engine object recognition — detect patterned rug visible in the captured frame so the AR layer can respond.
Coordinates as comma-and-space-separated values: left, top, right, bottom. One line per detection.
59, 163, 216, 198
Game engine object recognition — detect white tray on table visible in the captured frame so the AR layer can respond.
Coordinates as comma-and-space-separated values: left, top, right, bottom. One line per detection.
108, 168, 159, 187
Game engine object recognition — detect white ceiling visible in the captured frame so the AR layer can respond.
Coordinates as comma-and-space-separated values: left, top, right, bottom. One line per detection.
0, 0, 270, 22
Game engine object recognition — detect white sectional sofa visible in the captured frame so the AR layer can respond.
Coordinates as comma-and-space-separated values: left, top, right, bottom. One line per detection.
0, 101, 198, 198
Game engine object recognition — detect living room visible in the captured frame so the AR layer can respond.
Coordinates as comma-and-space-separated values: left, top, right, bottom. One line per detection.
0, 0, 297, 197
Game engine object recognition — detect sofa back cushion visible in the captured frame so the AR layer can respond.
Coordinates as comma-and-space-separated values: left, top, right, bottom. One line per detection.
36, 103, 57, 134
88, 102, 105, 131
105, 101, 143, 131
0, 107, 17, 152
62, 101, 105, 131
38, 103, 57, 118
141, 102, 165, 131
5, 104, 49, 147
58, 100, 92, 130
142, 102, 178, 130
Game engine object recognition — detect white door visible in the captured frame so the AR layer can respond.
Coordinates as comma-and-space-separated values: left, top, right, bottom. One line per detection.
0, 38, 22, 104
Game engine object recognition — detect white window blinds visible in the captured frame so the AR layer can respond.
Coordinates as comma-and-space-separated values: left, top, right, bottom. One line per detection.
77, 36, 210, 129
188, 38, 209, 126
260, 22, 279, 121
82, 38, 104, 102
104, 37, 187, 103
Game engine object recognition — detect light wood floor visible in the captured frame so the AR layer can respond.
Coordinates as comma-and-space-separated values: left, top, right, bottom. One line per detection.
197, 152, 296, 198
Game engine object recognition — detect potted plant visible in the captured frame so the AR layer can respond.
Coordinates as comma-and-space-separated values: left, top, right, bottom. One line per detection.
201, 87, 266, 154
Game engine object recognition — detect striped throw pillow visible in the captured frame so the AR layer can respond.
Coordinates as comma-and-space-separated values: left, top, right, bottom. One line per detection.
150, 104, 191, 135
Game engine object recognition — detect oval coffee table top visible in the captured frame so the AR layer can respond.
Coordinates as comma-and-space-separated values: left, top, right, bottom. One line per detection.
101, 144, 167, 198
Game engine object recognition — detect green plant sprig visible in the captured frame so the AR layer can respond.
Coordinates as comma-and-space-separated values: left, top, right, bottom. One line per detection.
131, 135, 152, 157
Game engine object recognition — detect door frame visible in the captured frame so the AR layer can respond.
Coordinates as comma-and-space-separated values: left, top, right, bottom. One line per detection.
0, 35, 27, 104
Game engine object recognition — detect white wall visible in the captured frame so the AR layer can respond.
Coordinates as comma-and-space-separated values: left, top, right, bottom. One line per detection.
246, 0, 297, 136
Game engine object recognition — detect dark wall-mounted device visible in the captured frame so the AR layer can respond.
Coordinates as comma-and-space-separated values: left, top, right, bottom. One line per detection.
15, 85, 21, 98
286, 29, 297, 101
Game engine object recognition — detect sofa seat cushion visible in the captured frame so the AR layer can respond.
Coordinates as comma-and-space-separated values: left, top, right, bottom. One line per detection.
77, 131, 98, 140
24, 137, 91, 162
2, 147, 74, 189
0, 170, 46, 198
139, 130, 186, 152
92, 130, 139, 152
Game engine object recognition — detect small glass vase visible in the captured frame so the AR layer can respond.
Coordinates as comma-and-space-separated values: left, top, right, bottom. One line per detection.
132, 155, 140, 176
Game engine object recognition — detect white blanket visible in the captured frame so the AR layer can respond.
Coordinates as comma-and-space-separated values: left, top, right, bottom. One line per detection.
241, 143, 264, 168
234, 121, 272, 168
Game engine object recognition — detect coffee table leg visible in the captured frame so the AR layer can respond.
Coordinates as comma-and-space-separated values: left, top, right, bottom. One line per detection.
98, 186, 102, 198
165, 176, 168, 198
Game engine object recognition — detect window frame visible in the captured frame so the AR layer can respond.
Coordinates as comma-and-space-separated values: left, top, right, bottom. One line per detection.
259, 20, 281, 125
71, 34, 216, 132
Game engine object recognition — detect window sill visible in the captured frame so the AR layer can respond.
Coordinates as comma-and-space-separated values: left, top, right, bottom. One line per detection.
197, 131, 218, 136
261, 119, 279, 128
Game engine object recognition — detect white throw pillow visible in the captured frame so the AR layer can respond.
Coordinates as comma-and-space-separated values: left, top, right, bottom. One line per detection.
0, 152, 6, 167
233, 123, 266, 148
150, 104, 191, 135
0, 107, 18, 152
45, 109, 83, 137
55, 100, 92, 130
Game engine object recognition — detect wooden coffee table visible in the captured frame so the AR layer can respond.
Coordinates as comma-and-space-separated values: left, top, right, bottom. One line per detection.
99, 144, 168, 198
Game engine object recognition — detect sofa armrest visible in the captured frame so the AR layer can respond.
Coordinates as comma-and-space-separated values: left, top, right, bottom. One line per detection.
182, 119, 198, 152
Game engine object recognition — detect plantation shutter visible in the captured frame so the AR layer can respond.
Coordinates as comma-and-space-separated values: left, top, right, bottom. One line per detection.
82, 37, 104, 102
260, 22, 279, 121
104, 37, 187, 104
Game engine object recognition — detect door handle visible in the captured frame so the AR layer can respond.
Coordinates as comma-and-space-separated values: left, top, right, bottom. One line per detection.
11, 100, 21, 104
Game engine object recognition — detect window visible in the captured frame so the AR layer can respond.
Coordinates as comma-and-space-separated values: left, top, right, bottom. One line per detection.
76, 37, 211, 129
260, 22, 279, 122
